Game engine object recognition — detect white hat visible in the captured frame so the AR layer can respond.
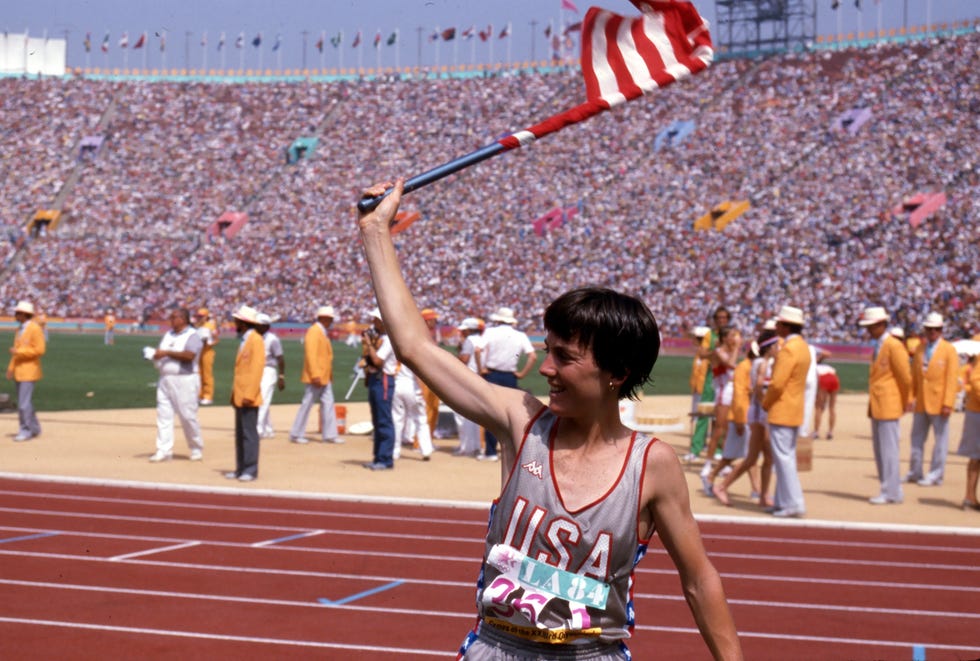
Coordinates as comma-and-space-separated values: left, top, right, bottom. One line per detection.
922, 312, 944, 328
889, 326, 905, 339
762, 318, 778, 331
232, 305, 260, 324
316, 305, 335, 319
369, 307, 383, 320
692, 325, 710, 338
489, 306, 517, 325
255, 313, 272, 325
14, 300, 35, 315
458, 317, 481, 331
858, 306, 889, 327
776, 305, 805, 326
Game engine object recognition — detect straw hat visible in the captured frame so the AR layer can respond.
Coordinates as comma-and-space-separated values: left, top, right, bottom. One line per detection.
776, 305, 805, 326
255, 313, 272, 326
922, 312, 944, 328
889, 326, 905, 339
232, 305, 260, 324
14, 301, 35, 316
692, 326, 710, 338
316, 305, 335, 319
858, 306, 889, 326
195, 307, 209, 318
369, 307, 383, 320
420, 308, 439, 321
490, 306, 517, 325
458, 317, 481, 331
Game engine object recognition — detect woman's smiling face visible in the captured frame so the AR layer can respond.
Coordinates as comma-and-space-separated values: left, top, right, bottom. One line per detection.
540, 331, 611, 417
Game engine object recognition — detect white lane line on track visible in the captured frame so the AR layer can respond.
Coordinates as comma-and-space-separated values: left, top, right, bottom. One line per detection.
109, 541, 200, 561
3, 473, 979, 537
0, 617, 454, 656
3, 547, 980, 596
0, 514, 972, 576
702, 531, 980, 555
633, 624, 980, 654
0, 507, 481, 544
0, 488, 489, 528
2, 578, 976, 622
1, 524, 978, 589
0, 615, 975, 656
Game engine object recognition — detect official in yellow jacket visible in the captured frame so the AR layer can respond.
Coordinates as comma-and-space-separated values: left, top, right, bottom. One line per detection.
859, 306, 911, 504
288, 306, 341, 444
7, 300, 46, 442
226, 305, 265, 482
955, 353, 980, 511
907, 313, 959, 486
761, 305, 811, 518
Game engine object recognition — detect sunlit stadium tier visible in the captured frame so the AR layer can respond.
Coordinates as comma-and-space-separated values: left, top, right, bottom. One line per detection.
0, 30, 976, 344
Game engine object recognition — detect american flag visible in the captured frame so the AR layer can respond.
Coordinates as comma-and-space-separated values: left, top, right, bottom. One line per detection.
580, 0, 713, 110
500, 1, 712, 149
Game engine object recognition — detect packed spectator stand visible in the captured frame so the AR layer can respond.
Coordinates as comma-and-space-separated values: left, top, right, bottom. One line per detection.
1, 30, 977, 342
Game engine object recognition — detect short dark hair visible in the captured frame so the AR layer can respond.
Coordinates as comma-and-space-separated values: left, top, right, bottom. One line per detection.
173, 307, 191, 324
543, 287, 659, 401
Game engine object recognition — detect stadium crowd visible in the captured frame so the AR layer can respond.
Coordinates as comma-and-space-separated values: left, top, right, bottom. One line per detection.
1, 30, 977, 342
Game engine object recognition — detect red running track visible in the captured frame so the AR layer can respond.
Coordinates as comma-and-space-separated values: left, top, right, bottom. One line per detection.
0, 475, 978, 660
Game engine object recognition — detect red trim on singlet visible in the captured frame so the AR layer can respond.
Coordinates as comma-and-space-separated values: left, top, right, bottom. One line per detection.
636, 436, 660, 545
494, 404, 549, 504
550, 422, 641, 516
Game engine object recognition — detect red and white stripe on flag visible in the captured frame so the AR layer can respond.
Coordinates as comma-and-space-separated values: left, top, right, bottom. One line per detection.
582, 0, 713, 108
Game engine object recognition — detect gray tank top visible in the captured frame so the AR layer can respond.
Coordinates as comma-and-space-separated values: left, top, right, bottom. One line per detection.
475, 407, 657, 647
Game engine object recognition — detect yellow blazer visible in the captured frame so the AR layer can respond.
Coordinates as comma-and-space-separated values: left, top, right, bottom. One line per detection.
7, 320, 46, 382
964, 359, 980, 414
762, 334, 811, 427
868, 334, 911, 420
911, 339, 959, 414
729, 357, 752, 424
300, 322, 333, 385
689, 355, 708, 394
231, 329, 264, 407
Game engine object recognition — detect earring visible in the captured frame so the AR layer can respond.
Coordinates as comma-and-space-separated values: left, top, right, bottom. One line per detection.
609, 381, 616, 391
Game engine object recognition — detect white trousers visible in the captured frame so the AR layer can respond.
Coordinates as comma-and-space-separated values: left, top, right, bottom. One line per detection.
454, 412, 482, 455
289, 382, 337, 441
769, 423, 805, 513
909, 412, 950, 483
872, 418, 903, 500
392, 380, 433, 458
258, 366, 278, 436
156, 373, 203, 455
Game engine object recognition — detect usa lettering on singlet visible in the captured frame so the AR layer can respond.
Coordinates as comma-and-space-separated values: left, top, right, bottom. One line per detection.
475, 408, 656, 645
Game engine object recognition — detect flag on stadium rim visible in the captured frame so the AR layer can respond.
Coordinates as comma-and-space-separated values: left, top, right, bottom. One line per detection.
133, 32, 146, 49
462, 25, 476, 39
101, 32, 109, 53
441, 27, 456, 41
315, 33, 324, 52
373, 30, 382, 47
84, 32, 92, 53
217, 32, 225, 50
273, 33, 281, 51
499, 23, 511, 39
235, 32, 244, 48
330, 32, 342, 47
387, 31, 397, 46
562, 0, 580, 11
479, 24, 493, 41
200, 31, 207, 48
358, 0, 714, 213
352, 30, 361, 47
118, 32, 129, 48
252, 33, 262, 47
159, 31, 166, 51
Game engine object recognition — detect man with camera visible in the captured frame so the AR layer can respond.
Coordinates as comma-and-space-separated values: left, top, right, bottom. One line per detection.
361, 308, 398, 470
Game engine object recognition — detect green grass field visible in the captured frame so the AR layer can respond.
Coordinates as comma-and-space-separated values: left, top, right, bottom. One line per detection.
0, 332, 870, 412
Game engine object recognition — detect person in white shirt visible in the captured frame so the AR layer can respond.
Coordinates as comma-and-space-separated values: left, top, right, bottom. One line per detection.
478, 307, 537, 461
149, 307, 204, 462
392, 361, 434, 460
255, 313, 285, 439
361, 307, 399, 470
454, 317, 486, 456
